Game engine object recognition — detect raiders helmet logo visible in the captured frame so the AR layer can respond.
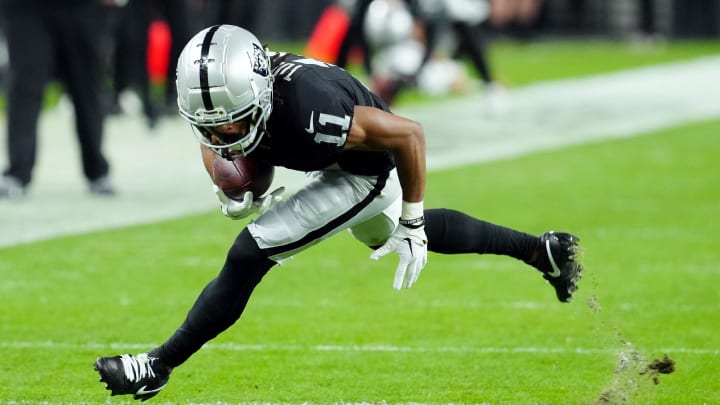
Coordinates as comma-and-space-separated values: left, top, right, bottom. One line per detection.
252, 43, 269, 77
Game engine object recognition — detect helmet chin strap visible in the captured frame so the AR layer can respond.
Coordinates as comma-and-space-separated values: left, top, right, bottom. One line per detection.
220, 148, 235, 160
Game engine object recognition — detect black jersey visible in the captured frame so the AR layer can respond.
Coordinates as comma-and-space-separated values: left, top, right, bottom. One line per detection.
259, 54, 395, 176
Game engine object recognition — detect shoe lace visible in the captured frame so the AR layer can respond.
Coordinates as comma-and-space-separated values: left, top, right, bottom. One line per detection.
120, 354, 157, 382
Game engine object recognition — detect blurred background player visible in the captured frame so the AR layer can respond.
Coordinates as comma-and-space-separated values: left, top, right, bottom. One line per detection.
361, 0, 504, 109
0, 0, 117, 198
335, 0, 375, 75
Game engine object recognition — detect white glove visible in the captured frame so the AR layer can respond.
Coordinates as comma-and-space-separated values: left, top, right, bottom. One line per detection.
213, 184, 285, 220
370, 220, 428, 290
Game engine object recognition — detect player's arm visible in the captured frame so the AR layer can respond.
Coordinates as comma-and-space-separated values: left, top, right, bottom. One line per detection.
345, 106, 426, 203
346, 105, 428, 290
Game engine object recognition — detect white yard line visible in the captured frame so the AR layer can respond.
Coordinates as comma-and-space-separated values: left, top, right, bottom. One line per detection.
0, 340, 717, 355
0, 400, 495, 405
0, 399, 497, 405
1, 56, 719, 247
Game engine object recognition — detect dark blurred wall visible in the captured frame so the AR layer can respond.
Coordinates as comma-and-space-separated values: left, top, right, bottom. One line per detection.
535, 0, 720, 38
672, 0, 720, 37
193, 0, 333, 41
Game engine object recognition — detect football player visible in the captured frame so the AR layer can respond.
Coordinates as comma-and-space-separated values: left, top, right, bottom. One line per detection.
93, 25, 582, 401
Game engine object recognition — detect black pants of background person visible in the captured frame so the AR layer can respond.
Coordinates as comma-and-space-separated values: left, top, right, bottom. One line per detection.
110, 0, 156, 126
109, 0, 191, 122
154, 0, 191, 110
335, 0, 374, 76
2, 2, 111, 190
423, 20, 494, 85
376, 19, 496, 106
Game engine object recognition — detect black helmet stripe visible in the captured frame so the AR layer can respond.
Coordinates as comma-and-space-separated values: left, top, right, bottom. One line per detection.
199, 25, 221, 111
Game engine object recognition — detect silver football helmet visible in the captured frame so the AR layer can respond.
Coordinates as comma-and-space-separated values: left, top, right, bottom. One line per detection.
177, 25, 273, 157
364, 0, 415, 48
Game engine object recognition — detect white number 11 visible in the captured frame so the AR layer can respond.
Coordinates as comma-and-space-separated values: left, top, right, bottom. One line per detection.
314, 112, 350, 146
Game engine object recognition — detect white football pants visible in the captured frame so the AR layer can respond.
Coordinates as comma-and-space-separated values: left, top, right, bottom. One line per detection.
247, 167, 402, 262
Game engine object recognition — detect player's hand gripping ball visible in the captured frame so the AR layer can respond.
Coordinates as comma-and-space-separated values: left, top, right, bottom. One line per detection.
212, 155, 275, 201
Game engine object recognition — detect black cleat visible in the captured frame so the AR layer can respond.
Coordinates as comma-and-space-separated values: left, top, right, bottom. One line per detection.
534, 231, 583, 303
94, 353, 170, 401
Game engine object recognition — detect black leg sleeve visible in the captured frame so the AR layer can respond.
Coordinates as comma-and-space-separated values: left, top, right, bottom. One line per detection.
149, 228, 274, 368
424, 208, 539, 263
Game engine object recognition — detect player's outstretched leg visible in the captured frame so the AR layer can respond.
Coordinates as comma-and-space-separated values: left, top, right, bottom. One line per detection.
94, 353, 171, 401
532, 231, 584, 303
423, 209, 584, 302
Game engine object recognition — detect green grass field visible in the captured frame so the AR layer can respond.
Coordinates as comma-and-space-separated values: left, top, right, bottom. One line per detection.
1, 42, 719, 404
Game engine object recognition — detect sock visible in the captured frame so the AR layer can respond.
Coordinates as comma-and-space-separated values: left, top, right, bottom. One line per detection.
424, 208, 540, 263
149, 229, 274, 368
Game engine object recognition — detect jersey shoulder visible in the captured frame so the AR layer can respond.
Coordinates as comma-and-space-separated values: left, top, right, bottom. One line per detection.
273, 55, 351, 102
272, 55, 356, 128
275, 74, 348, 116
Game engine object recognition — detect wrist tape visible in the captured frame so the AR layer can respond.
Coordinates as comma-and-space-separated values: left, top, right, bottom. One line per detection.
399, 216, 425, 229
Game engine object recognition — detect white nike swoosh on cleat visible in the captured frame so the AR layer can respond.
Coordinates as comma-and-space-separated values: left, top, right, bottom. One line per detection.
304, 111, 314, 134
136, 384, 166, 396
545, 239, 562, 277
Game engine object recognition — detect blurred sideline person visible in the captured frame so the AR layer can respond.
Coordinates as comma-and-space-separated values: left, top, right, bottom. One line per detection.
107, 0, 191, 126
412, 0, 501, 92
92, 25, 583, 401
363, 0, 504, 108
335, 0, 375, 75
0, 0, 116, 198
362, 0, 422, 103
155, 0, 192, 112
107, 0, 158, 128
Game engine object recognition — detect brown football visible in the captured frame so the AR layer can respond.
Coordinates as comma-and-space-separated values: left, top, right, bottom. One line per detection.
212, 155, 275, 201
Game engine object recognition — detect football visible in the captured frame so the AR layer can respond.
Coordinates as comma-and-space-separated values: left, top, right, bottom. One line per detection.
212, 155, 275, 201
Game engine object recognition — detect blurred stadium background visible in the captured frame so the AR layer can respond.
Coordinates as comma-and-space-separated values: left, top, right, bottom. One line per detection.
1, 0, 720, 83
139, 0, 720, 41
0, 0, 718, 108
224, 0, 720, 41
